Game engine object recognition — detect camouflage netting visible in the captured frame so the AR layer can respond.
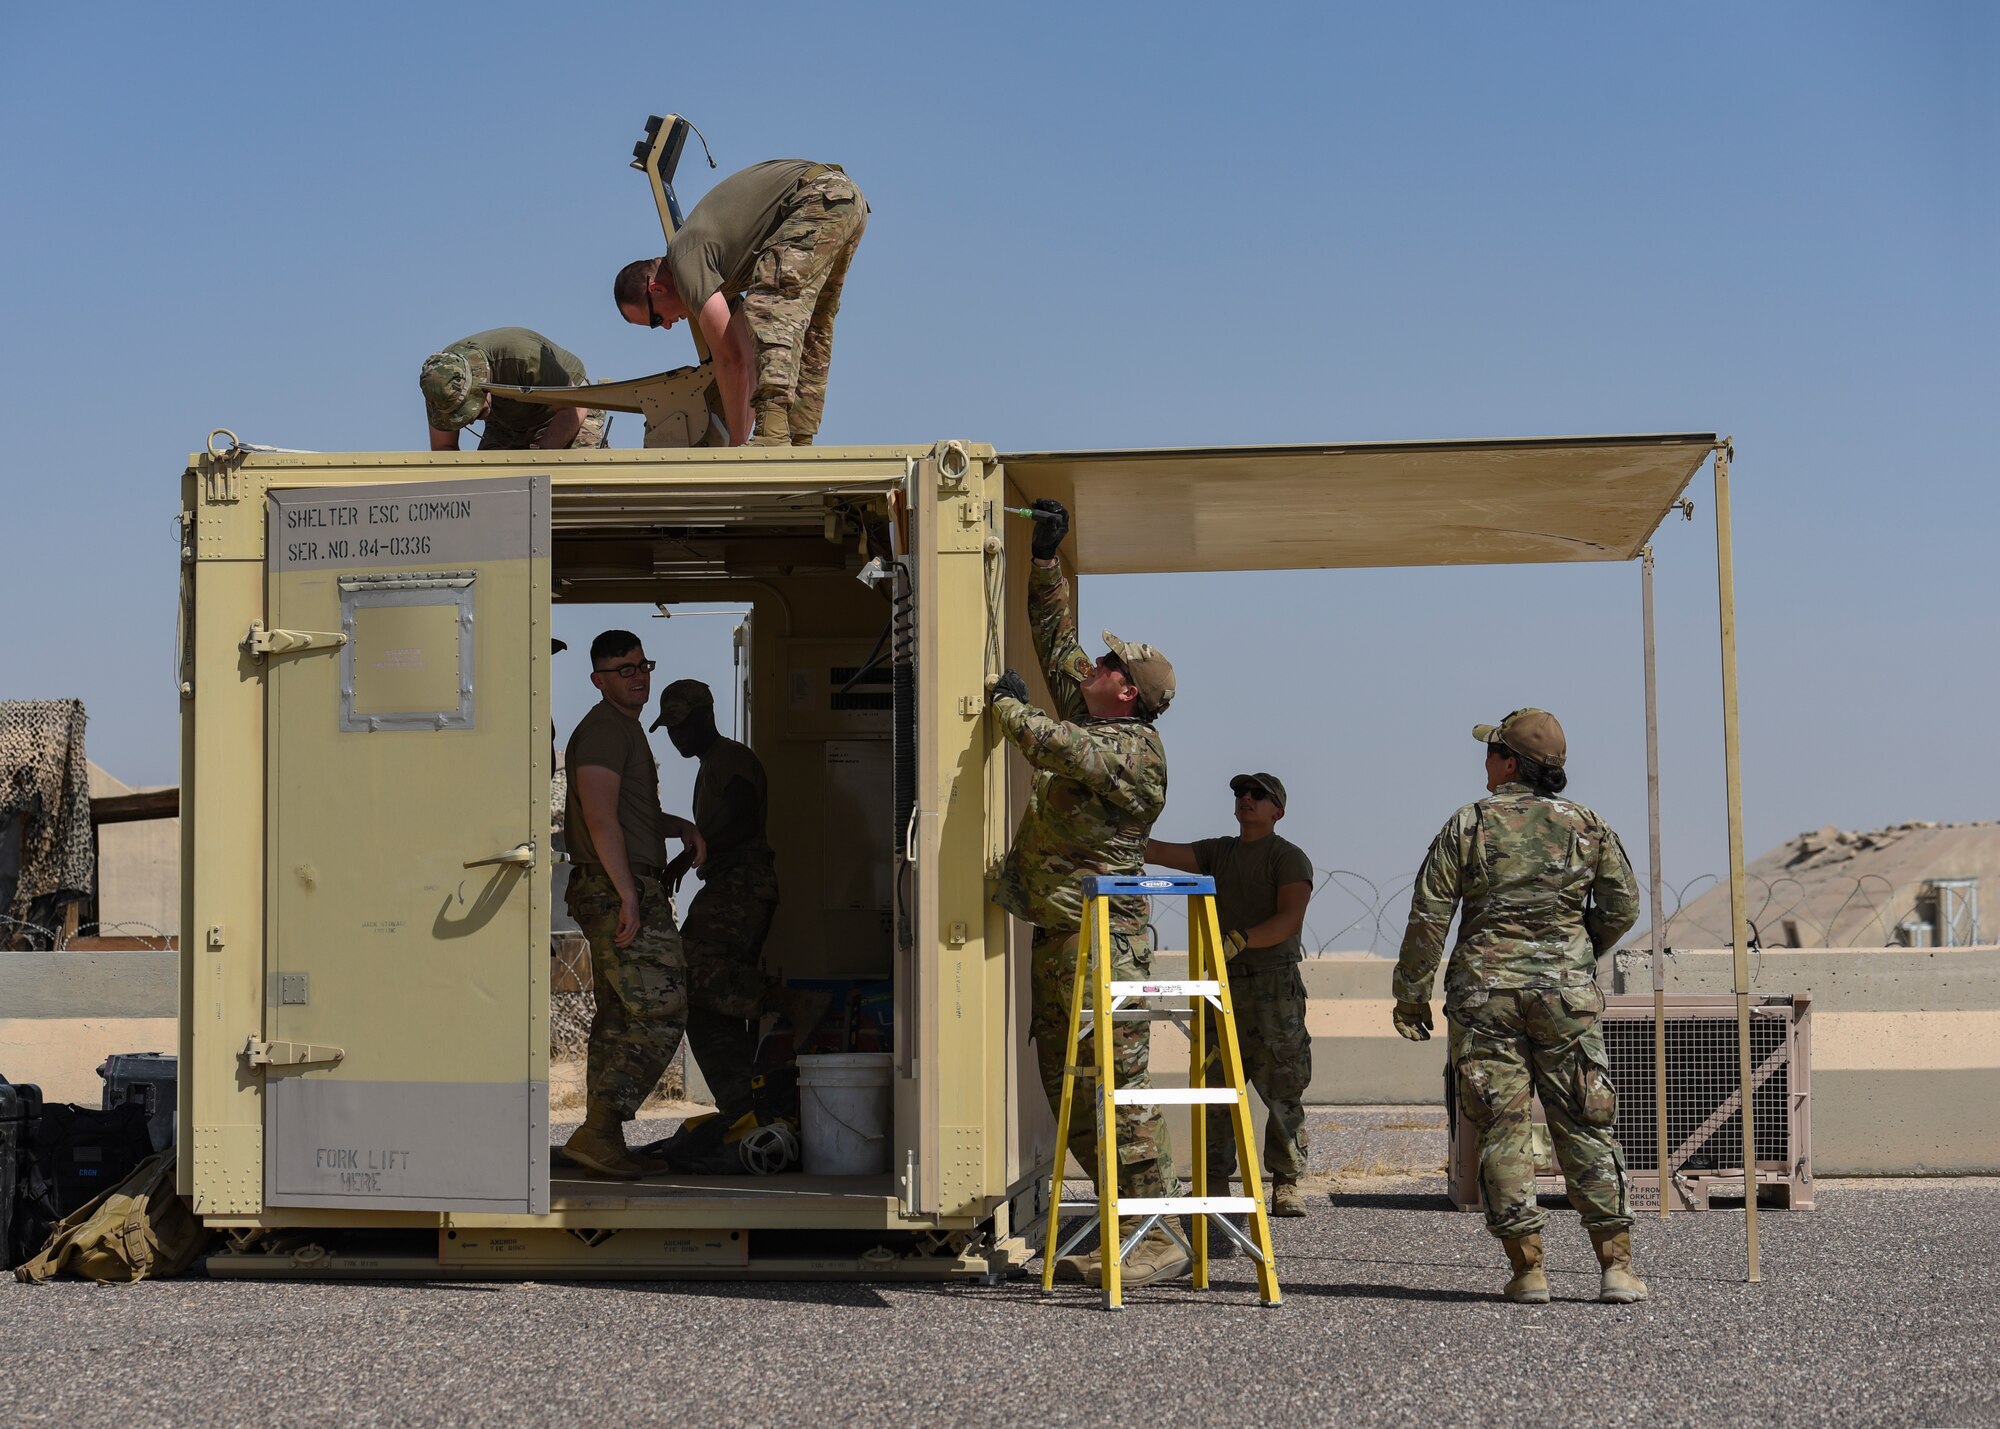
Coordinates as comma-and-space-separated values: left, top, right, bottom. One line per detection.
2, 699, 94, 942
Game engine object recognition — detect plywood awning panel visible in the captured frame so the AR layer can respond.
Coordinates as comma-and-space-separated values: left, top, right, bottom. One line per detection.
1000, 434, 1717, 574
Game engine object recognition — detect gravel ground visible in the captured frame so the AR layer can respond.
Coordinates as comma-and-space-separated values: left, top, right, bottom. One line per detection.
5, 1113, 1995, 1428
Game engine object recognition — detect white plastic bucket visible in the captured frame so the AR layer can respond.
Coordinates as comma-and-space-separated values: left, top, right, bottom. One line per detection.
797, 1052, 894, 1176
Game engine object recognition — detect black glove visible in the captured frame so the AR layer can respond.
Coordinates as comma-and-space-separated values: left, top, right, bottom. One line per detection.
1029, 499, 1069, 561
989, 668, 1028, 705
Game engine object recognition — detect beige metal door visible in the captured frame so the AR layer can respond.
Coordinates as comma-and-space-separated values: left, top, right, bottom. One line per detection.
262, 475, 551, 1212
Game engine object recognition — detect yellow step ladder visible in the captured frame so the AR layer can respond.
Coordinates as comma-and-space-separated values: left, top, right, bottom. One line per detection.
1041, 874, 1283, 1309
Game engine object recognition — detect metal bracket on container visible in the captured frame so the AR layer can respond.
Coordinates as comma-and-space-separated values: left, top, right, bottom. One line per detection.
934, 440, 971, 491
242, 1037, 345, 1069
244, 623, 348, 658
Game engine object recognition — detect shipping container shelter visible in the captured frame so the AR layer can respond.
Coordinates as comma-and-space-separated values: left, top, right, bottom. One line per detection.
176, 430, 1733, 1279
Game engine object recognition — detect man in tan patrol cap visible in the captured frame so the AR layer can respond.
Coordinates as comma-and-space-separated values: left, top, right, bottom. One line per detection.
1148, 770, 1316, 1232
1389, 707, 1646, 1304
988, 497, 1188, 1288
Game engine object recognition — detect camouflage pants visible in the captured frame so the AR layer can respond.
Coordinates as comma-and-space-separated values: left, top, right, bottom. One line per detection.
566, 866, 688, 1119
1201, 961, 1312, 1184
1030, 927, 1178, 1202
570, 406, 610, 448
1451, 985, 1631, 1238
740, 170, 868, 446
680, 857, 780, 1117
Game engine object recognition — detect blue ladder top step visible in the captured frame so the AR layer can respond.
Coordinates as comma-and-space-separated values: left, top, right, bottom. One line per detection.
1082, 874, 1215, 897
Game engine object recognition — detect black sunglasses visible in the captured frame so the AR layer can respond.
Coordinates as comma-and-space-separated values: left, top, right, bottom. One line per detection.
1234, 784, 1271, 803
646, 290, 664, 329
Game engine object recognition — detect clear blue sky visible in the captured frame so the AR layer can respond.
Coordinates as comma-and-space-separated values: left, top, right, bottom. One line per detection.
3, 2, 1992, 947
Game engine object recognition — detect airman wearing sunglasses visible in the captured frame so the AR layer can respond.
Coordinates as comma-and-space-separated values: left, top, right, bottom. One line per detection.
613, 159, 868, 448
558, 630, 706, 1179
988, 498, 1189, 1287
1147, 772, 1316, 1225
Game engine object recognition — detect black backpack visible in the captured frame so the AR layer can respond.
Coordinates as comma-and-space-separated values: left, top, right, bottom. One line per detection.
9, 1098, 154, 1269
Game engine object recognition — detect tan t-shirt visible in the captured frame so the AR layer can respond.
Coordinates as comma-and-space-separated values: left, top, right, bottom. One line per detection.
563, 702, 667, 871
447, 327, 590, 451
665, 159, 821, 314
692, 736, 772, 871
1193, 832, 1315, 971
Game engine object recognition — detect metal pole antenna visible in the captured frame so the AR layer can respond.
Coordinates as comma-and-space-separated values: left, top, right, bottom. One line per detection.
1712, 440, 1759, 1281
1641, 545, 1669, 1216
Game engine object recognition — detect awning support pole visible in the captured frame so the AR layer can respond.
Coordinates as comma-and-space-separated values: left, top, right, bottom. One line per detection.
1712, 438, 1759, 1282
1641, 544, 1669, 1217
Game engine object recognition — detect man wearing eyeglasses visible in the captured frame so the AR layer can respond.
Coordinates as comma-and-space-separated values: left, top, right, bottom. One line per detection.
1147, 773, 1317, 1228
559, 631, 705, 1178
987, 498, 1188, 1288
419, 327, 608, 450
612, 159, 868, 448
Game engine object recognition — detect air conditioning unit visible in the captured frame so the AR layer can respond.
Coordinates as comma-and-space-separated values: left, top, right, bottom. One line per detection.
1448, 993, 1813, 1213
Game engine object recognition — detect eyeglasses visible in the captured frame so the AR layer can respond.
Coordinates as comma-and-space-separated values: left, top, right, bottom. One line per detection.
1096, 652, 1128, 677
1234, 784, 1272, 803
594, 660, 657, 679
646, 291, 664, 329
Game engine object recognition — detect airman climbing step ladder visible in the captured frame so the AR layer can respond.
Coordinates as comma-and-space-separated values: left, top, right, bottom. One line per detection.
1041, 874, 1283, 1309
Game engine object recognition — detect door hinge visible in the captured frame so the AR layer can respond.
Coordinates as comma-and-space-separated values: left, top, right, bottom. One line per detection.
242, 1037, 345, 1069
244, 622, 348, 658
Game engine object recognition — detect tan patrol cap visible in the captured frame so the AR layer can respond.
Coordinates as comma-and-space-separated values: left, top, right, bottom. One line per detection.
1473, 708, 1566, 767
649, 678, 714, 731
1101, 631, 1175, 717
1230, 772, 1288, 810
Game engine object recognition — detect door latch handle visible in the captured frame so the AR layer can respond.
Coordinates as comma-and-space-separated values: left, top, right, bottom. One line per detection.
243, 1037, 345, 1069
243, 622, 348, 657
465, 841, 537, 869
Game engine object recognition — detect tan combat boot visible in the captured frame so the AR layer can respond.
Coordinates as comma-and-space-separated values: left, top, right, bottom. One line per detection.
1053, 1246, 1102, 1283
745, 406, 791, 447
562, 1108, 646, 1180
1051, 1217, 1103, 1283
1270, 1180, 1308, 1217
1591, 1228, 1650, 1304
1121, 1226, 1191, 1287
1501, 1233, 1551, 1303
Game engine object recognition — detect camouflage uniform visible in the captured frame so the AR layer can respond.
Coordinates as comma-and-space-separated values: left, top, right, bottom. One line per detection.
1202, 963, 1312, 1183
566, 866, 688, 1119
1393, 782, 1641, 1237
569, 395, 610, 450
993, 561, 1176, 1201
739, 169, 867, 446
680, 855, 780, 1116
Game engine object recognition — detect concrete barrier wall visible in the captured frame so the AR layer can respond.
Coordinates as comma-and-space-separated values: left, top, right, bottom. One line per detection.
0, 950, 179, 1103
1159, 946, 2000, 1176
8, 943, 1996, 1174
